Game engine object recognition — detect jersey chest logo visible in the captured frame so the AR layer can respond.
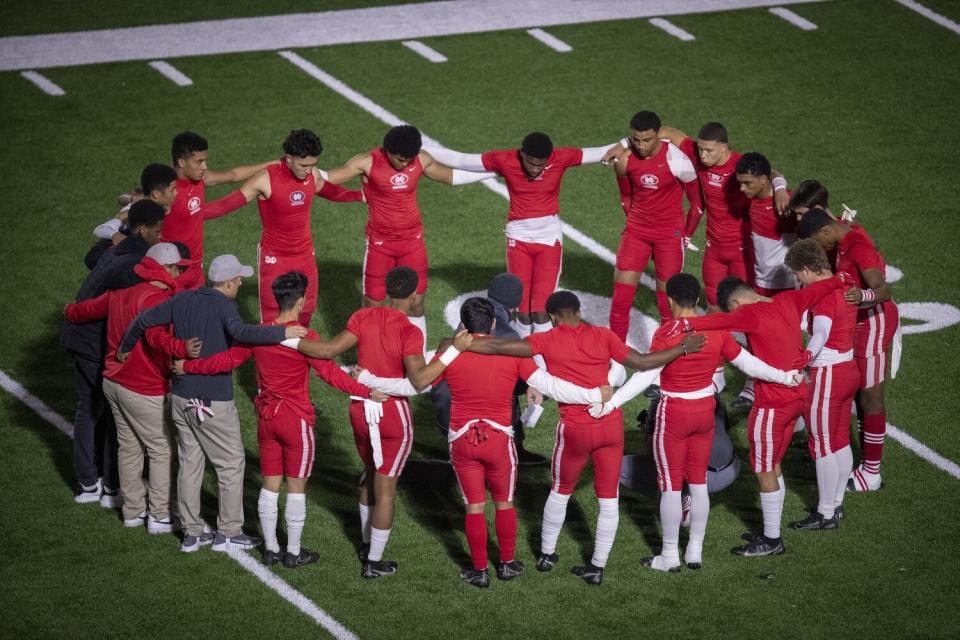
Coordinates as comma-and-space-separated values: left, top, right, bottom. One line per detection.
188, 196, 201, 213
707, 172, 725, 187
640, 173, 660, 189
289, 190, 306, 206
390, 173, 410, 189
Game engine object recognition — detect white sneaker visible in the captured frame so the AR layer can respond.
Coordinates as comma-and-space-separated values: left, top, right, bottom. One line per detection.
99, 488, 122, 510
147, 515, 177, 535
123, 512, 146, 528
74, 479, 102, 504
640, 555, 682, 573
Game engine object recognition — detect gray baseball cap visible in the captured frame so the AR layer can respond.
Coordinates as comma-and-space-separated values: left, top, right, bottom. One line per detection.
208, 254, 254, 281
146, 242, 189, 266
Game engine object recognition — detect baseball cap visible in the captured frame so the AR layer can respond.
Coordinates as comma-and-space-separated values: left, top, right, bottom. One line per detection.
146, 242, 190, 266
487, 273, 523, 309
208, 254, 254, 281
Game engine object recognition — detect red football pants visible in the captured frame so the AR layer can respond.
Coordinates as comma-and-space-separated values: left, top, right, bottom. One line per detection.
257, 245, 318, 326
651, 394, 716, 492
505, 237, 562, 314
550, 413, 624, 499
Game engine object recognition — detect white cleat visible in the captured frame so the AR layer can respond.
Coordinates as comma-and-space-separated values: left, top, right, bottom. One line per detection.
847, 467, 882, 492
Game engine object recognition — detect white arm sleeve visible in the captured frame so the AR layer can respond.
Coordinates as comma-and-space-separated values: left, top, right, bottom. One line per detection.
665, 142, 698, 183
451, 169, 498, 185
609, 367, 662, 408
422, 146, 488, 172
357, 369, 427, 396
805, 315, 833, 360
580, 142, 622, 165
730, 349, 791, 385
93, 217, 123, 239
526, 369, 601, 405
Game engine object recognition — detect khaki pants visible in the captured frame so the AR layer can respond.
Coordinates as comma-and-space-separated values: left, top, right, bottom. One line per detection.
171, 395, 245, 537
102, 378, 174, 522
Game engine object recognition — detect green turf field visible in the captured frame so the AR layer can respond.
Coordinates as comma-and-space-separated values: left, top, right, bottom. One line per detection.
2, 1, 959, 638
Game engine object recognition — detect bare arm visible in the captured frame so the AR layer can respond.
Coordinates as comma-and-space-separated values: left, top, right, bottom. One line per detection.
658, 125, 690, 147
403, 330, 473, 388
324, 153, 371, 185
621, 333, 706, 370
844, 267, 893, 306
237, 169, 271, 202
205, 161, 273, 187
295, 329, 358, 360
467, 336, 534, 357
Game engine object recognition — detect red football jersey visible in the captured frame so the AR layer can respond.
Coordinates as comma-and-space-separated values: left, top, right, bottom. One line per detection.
623, 142, 689, 237
650, 324, 742, 393
808, 288, 858, 353
481, 147, 582, 221
161, 178, 206, 268
679, 138, 749, 246
346, 306, 424, 378
748, 193, 797, 240
257, 162, 316, 255
526, 323, 630, 424
362, 147, 424, 241
835, 224, 895, 323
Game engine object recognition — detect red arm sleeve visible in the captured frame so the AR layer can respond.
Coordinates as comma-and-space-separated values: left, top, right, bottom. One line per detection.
144, 326, 188, 358
524, 332, 546, 356
719, 332, 743, 362
607, 329, 631, 363
616, 174, 632, 216
65, 292, 110, 323
786, 276, 844, 313
203, 190, 247, 220
309, 358, 370, 396
518, 357, 539, 381
682, 178, 704, 238
316, 180, 363, 203
689, 306, 761, 333
182, 346, 253, 374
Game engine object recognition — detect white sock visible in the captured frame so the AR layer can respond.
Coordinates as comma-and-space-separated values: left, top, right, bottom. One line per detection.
591, 498, 619, 568
409, 315, 427, 348
284, 493, 306, 556
712, 366, 726, 393
739, 378, 755, 400
815, 453, 838, 519
760, 490, 782, 540
368, 526, 391, 562
359, 502, 372, 544
794, 415, 806, 434
533, 321, 552, 334
834, 446, 854, 508
778, 474, 785, 507
511, 320, 532, 338
258, 488, 280, 553
659, 491, 682, 561
685, 484, 709, 565
540, 490, 570, 555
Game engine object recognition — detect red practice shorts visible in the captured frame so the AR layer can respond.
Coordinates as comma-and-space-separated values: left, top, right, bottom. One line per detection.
550, 413, 624, 499
854, 302, 899, 389
363, 234, 428, 302
258, 245, 318, 325
258, 407, 315, 478
505, 237, 562, 314
652, 394, 716, 492
615, 228, 683, 282
805, 362, 859, 459
747, 399, 804, 473
449, 423, 518, 505
177, 261, 205, 291
349, 398, 414, 477
702, 240, 751, 306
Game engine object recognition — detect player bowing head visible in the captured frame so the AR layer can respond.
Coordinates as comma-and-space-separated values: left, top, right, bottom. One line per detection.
383, 125, 423, 170
694, 122, 731, 168
282, 129, 323, 180
460, 296, 496, 334
715, 276, 755, 313
386, 265, 419, 301
628, 110, 663, 158
140, 163, 178, 210
735, 152, 773, 199
519, 132, 553, 179
544, 289, 580, 324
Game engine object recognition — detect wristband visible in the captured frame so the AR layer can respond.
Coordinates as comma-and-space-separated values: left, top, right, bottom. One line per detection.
861, 288, 876, 303
281, 338, 301, 350
772, 176, 787, 192
438, 345, 460, 366
318, 169, 329, 180
620, 137, 629, 148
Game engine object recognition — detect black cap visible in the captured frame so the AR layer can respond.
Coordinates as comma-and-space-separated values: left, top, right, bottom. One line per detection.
487, 273, 523, 309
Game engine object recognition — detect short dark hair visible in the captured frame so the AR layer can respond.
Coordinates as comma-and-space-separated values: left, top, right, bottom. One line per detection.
140, 163, 178, 195
717, 276, 752, 313
521, 132, 553, 159
460, 297, 496, 334
385, 266, 418, 299
785, 238, 832, 274
629, 110, 661, 133
797, 207, 835, 239
735, 152, 771, 178
272, 271, 308, 312
698, 121, 729, 144
383, 125, 422, 158
788, 179, 829, 212
127, 200, 165, 231
666, 273, 701, 309
171, 131, 208, 164
545, 290, 580, 315
282, 129, 323, 158
171, 241, 191, 261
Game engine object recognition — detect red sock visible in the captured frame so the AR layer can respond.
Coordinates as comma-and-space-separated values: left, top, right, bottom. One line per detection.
861, 413, 886, 474
494, 507, 517, 563
656, 290, 672, 324
610, 282, 636, 341
464, 512, 488, 570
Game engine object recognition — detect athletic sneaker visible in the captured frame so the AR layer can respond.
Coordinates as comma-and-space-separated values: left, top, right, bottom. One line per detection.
362, 559, 398, 579
731, 535, 785, 557
181, 531, 215, 553
496, 560, 524, 581
283, 548, 320, 569
788, 511, 838, 531
571, 563, 604, 585
147, 515, 176, 535
99, 487, 122, 510
640, 555, 681, 573
262, 550, 283, 566
74, 479, 102, 504
847, 467, 882, 492
459, 567, 490, 588
211, 532, 261, 552
536, 552, 559, 572
123, 512, 146, 528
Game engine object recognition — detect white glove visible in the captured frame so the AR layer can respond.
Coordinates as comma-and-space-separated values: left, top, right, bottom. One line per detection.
682, 236, 700, 252
281, 338, 301, 350
363, 399, 384, 425
588, 402, 615, 419
781, 369, 804, 387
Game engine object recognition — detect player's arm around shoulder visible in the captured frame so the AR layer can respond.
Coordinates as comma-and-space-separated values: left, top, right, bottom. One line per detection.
205, 161, 273, 187
238, 168, 271, 202
325, 152, 372, 185
658, 125, 689, 148
612, 146, 632, 177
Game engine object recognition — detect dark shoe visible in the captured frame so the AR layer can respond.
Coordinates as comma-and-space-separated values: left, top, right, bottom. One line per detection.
740, 531, 759, 543
262, 550, 283, 566
732, 535, 785, 557
788, 511, 838, 531
212, 532, 261, 552
496, 560, 524, 581
643, 384, 661, 399
685, 561, 702, 570
571, 563, 603, 585
283, 548, 320, 568
835, 505, 845, 521
516, 448, 547, 466
640, 555, 681, 573
362, 559, 398, 579
459, 567, 490, 588
536, 552, 559, 572
358, 543, 370, 563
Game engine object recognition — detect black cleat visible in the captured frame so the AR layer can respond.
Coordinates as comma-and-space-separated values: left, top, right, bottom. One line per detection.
685, 561, 702, 570
459, 567, 490, 588
358, 543, 370, 563
284, 548, 320, 568
536, 552, 559, 572
362, 559, 398, 579
496, 560, 524, 581
789, 511, 838, 531
262, 549, 283, 566
571, 563, 604, 585
640, 556, 681, 573
732, 535, 785, 557
740, 531, 760, 543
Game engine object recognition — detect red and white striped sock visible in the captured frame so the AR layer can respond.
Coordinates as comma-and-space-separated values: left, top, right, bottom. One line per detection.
862, 413, 886, 475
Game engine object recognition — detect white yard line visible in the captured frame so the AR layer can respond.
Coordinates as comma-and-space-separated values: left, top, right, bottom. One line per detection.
893, 0, 960, 35
768, 6, 818, 30
649, 17, 697, 41
887, 424, 960, 480
0, 371, 359, 639
401, 40, 448, 63
19, 70, 65, 95
148, 60, 194, 86
0, 0, 826, 71
526, 28, 573, 52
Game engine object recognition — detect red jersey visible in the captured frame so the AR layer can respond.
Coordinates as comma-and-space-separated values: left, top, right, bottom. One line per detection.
808, 288, 858, 354
481, 147, 582, 220
434, 342, 538, 427
623, 142, 696, 237
835, 224, 894, 323
346, 306, 424, 378
161, 178, 206, 268
182, 323, 368, 424
749, 193, 797, 240
679, 138, 749, 246
526, 323, 630, 424
650, 325, 742, 393
363, 147, 424, 241
257, 162, 316, 255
